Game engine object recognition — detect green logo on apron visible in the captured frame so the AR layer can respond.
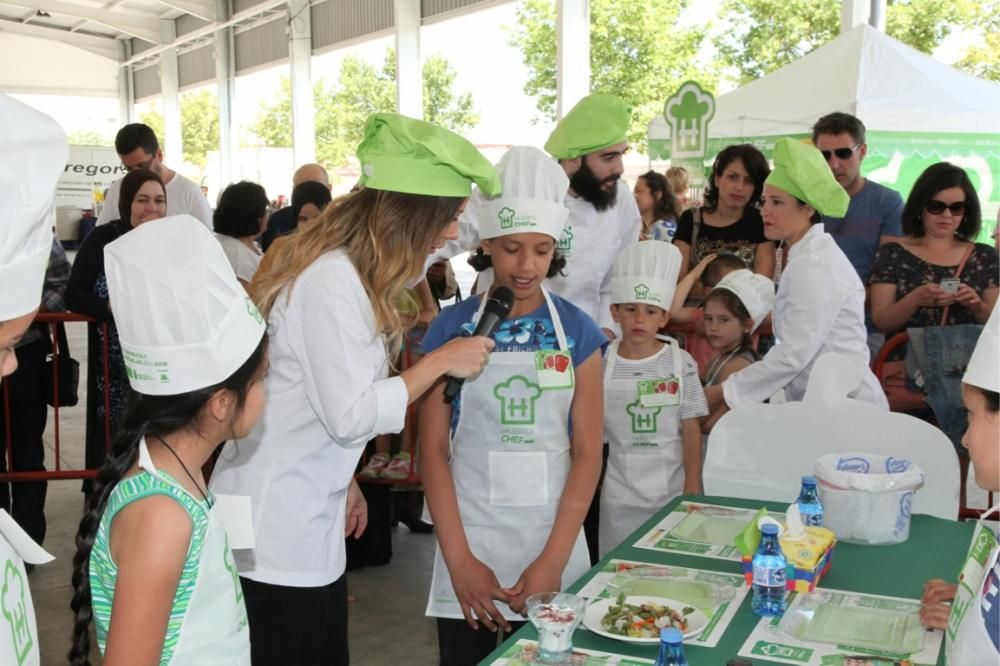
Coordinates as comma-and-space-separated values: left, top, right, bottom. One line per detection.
1, 559, 33, 665
626, 399, 662, 434
494, 375, 543, 425
222, 538, 243, 604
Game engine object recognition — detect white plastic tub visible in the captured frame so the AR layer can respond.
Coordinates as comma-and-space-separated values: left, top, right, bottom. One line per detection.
815, 453, 925, 545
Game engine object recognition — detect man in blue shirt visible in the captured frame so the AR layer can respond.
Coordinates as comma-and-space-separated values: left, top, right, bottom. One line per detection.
813, 113, 903, 350
812, 112, 903, 283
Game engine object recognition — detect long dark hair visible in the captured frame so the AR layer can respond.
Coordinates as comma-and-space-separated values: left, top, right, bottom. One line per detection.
704, 288, 759, 360
703, 144, 769, 213
118, 168, 165, 225
68, 335, 268, 666
638, 171, 679, 221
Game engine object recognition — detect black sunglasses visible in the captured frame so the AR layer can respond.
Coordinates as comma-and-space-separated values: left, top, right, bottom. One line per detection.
925, 200, 966, 216
820, 144, 861, 161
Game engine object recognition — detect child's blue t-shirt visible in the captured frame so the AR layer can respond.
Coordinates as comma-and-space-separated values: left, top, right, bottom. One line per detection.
423, 292, 607, 432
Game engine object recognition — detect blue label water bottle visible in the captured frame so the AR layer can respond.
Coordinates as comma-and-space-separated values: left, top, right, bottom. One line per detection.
655, 627, 689, 666
751, 523, 787, 616
797, 475, 824, 527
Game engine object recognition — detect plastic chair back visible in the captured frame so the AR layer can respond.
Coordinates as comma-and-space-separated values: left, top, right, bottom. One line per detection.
705, 352, 960, 520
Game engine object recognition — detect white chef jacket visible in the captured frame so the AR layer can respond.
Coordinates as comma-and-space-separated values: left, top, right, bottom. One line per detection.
97, 171, 213, 229
429, 183, 640, 330
722, 224, 889, 410
209, 248, 409, 587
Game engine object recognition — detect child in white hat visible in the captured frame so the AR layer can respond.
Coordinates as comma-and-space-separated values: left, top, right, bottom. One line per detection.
599, 241, 709, 557
701, 269, 776, 432
420, 146, 606, 664
69, 215, 267, 666
920, 304, 999, 664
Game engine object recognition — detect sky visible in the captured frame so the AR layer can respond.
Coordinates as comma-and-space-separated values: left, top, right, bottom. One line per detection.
8, 0, 980, 170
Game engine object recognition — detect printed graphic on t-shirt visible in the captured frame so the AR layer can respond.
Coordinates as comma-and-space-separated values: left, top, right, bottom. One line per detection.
982, 556, 999, 651
460, 317, 578, 354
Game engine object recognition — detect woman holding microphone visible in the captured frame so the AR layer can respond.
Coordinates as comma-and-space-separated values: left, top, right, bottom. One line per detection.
209, 113, 500, 665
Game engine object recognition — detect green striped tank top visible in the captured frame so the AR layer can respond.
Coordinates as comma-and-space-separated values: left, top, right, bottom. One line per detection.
89, 469, 211, 664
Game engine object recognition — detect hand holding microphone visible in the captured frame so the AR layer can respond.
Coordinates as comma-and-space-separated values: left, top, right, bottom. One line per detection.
443, 287, 514, 403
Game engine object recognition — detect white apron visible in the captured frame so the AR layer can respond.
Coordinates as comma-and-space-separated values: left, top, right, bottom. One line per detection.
946, 503, 1000, 664
138, 441, 252, 665
599, 338, 684, 558
426, 288, 590, 621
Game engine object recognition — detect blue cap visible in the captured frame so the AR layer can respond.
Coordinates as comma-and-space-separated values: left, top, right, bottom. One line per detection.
802, 475, 817, 486
761, 523, 779, 536
660, 627, 684, 643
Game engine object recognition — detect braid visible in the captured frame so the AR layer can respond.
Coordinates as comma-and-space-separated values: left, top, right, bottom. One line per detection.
68, 417, 145, 666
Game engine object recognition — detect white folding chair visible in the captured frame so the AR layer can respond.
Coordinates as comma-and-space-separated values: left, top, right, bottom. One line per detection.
704, 353, 960, 520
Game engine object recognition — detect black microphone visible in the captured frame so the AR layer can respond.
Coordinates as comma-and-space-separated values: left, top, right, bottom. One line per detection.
443, 286, 514, 404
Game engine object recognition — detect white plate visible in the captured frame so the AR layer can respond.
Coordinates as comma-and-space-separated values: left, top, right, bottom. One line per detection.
582, 595, 709, 644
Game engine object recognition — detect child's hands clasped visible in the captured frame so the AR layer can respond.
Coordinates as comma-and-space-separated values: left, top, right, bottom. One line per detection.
503, 556, 564, 616
919, 578, 957, 630
450, 555, 513, 633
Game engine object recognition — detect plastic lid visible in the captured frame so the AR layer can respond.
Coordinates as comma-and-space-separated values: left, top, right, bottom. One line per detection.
801, 475, 817, 486
761, 523, 779, 536
660, 627, 684, 643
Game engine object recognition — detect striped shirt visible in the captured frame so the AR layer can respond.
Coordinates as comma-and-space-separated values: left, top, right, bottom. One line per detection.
89, 470, 210, 664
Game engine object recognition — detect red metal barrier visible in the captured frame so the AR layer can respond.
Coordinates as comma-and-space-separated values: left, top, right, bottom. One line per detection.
0, 312, 111, 482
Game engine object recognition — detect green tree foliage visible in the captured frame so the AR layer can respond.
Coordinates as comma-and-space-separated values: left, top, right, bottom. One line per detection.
508, 0, 714, 149
66, 130, 113, 147
956, 0, 1000, 81
715, 0, 976, 84
250, 50, 478, 168
138, 88, 219, 168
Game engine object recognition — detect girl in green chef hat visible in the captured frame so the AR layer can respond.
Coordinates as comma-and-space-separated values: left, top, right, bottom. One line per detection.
704, 138, 889, 415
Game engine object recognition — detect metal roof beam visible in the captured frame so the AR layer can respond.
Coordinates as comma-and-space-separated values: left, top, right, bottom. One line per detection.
1, 0, 162, 42
152, 0, 216, 21
0, 17, 119, 58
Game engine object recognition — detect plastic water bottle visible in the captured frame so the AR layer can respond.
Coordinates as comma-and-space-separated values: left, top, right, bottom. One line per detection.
797, 475, 824, 527
655, 627, 689, 666
751, 523, 787, 617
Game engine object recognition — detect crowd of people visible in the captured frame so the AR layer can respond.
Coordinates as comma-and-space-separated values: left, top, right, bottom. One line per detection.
0, 88, 998, 666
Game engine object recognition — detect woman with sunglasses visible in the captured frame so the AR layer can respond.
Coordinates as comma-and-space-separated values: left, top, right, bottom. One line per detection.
869, 163, 997, 335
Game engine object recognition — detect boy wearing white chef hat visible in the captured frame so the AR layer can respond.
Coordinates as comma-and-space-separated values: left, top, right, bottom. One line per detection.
599, 241, 710, 557
68, 215, 267, 665
920, 304, 1000, 664
0, 92, 66, 666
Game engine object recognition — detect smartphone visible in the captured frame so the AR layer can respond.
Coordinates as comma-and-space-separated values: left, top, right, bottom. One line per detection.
939, 278, 961, 294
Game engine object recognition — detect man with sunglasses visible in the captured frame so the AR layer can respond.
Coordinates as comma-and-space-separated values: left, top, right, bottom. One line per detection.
95, 123, 213, 228
811, 112, 904, 285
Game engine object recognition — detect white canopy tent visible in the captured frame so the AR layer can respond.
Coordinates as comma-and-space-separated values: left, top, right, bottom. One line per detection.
648, 24, 1000, 229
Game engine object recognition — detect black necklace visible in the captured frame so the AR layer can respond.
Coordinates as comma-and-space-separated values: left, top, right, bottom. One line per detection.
153, 434, 213, 507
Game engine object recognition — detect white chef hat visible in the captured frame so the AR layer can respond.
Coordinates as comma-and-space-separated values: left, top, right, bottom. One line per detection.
610, 241, 682, 310
477, 146, 569, 241
104, 215, 266, 396
963, 303, 998, 393
0, 94, 68, 321
710, 269, 775, 332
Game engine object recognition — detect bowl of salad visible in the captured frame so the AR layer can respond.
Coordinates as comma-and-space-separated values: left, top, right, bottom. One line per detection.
582, 593, 709, 644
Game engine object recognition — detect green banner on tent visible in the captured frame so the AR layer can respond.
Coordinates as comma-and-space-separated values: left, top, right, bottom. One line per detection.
661, 81, 716, 191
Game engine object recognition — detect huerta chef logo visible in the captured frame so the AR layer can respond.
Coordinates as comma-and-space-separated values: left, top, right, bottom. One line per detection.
498, 207, 537, 230
494, 375, 542, 425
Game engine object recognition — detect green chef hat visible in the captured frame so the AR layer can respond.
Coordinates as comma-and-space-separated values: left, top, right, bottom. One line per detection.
544, 93, 631, 160
356, 113, 501, 198
765, 138, 849, 217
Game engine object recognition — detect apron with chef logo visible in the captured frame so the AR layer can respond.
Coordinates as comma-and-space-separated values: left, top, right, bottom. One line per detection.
946, 503, 1000, 664
426, 288, 590, 621
599, 338, 685, 557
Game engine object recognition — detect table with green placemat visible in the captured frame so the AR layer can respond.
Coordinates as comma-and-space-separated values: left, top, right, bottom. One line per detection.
483, 494, 973, 665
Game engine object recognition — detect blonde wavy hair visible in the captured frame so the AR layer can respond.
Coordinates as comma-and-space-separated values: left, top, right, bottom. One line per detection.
252, 187, 464, 353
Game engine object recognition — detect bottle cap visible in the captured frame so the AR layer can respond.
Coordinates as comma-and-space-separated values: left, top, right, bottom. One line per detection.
660, 627, 684, 643
801, 475, 817, 486
760, 523, 779, 536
